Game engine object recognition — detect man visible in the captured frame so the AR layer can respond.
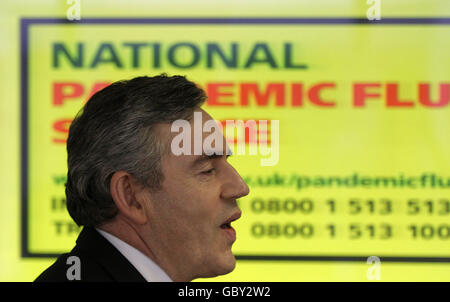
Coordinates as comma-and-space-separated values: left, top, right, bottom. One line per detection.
35, 74, 249, 282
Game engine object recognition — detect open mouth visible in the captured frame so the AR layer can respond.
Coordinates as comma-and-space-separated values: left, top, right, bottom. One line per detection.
220, 222, 232, 229
221, 211, 241, 227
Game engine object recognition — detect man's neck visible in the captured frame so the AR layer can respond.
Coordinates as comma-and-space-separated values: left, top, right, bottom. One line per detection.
96, 218, 192, 282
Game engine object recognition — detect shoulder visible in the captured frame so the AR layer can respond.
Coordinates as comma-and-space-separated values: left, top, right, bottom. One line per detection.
34, 227, 147, 282
34, 248, 113, 282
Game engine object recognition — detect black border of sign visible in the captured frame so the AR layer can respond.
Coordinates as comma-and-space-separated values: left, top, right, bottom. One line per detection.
20, 17, 450, 260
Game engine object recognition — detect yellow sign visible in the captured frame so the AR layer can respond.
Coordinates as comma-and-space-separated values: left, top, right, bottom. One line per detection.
14, 15, 450, 281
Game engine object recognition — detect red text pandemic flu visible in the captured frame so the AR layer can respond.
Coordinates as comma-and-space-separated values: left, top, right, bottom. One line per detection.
50, 81, 449, 144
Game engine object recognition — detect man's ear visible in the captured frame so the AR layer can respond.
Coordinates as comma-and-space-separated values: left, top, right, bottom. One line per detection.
109, 171, 148, 225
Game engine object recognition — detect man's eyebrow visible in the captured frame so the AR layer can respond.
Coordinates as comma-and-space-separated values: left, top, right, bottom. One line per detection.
191, 153, 231, 167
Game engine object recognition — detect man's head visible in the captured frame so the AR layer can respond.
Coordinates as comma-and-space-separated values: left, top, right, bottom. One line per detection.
66, 74, 249, 281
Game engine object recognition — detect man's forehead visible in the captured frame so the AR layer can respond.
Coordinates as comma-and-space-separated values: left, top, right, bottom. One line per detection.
155, 109, 231, 159
157, 109, 216, 134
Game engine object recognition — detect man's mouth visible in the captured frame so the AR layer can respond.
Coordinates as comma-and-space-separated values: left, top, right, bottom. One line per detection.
220, 222, 232, 229
220, 211, 241, 242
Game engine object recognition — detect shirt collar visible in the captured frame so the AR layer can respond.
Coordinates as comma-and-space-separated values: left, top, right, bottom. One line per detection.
95, 228, 173, 282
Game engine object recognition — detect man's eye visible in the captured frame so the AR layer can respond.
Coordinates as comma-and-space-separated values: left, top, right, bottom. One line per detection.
202, 168, 215, 175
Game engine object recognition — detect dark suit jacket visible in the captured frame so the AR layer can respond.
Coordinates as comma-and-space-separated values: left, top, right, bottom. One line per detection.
34, 227, 147, 282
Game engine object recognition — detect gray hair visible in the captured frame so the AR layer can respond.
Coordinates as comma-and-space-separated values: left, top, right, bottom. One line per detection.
65, 74, 206, 227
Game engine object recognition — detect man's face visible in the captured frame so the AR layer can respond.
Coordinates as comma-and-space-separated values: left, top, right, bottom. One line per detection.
139, 109, 249, 281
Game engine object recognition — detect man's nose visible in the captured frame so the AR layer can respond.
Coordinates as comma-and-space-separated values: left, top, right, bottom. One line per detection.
220, 164, 250, 200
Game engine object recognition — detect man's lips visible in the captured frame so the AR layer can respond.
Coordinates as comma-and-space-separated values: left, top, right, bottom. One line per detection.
220, 211, 242, 229
220, 211, 241, 242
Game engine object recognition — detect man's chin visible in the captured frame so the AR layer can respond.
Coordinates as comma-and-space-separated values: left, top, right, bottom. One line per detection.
218, 250, 237, 274
200, 252, 236, 279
